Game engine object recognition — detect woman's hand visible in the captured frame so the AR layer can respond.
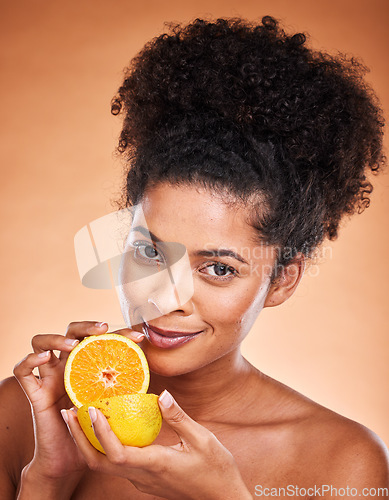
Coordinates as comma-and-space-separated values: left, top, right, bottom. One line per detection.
64, 391, 252, 500
13, 321, 145, 496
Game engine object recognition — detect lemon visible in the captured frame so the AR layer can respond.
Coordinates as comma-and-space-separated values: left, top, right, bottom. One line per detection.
77, 393, 162, 453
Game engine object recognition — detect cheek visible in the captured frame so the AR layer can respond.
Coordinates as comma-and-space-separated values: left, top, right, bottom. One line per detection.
196, 280, 269, 336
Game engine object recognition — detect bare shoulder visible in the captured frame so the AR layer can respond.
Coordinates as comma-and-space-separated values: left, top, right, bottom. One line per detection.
0, 377, 34, 489
313, 407, 389, 484
261, 377, 388, 486
0, 375, 33, 428
287, 388, 389, 488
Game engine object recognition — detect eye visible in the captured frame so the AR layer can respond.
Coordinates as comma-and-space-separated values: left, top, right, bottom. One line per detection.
200, 262, 237, 280
133, 241, 165, 265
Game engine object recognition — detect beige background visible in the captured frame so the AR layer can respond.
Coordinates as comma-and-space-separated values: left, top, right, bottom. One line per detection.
1, 0, 388, 446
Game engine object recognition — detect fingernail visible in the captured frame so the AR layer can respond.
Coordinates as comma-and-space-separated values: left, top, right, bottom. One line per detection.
134, 332, 145, 340
38, 351, 50, 358
95, 322, 108, 329
65, 338, 79, 346
61, 409, 69, 424
88, 406, 97, 423
159, 390, 174, 409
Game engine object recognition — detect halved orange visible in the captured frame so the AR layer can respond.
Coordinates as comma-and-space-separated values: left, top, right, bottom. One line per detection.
64, 333, 149, 408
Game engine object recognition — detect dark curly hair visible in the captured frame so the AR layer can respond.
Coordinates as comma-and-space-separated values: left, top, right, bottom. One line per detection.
111, 16, 385, 272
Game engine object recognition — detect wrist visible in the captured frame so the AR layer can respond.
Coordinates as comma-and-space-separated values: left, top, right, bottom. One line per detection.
17, 463, 82, 500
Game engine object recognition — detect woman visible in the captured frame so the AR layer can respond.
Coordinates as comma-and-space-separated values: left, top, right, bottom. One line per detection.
2, 16, 388, 499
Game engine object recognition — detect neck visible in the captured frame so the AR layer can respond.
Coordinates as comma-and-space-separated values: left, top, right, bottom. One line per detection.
148, 347, 261, 422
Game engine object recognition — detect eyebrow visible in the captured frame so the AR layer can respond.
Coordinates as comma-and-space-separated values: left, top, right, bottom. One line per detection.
131, 225, 162, 243
195, 249, 248, 265
131, 225, 249, 265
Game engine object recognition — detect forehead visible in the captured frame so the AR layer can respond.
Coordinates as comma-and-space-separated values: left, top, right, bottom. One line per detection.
133, 183, 264, 254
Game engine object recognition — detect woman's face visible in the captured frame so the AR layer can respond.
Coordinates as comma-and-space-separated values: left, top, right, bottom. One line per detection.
119, 182, 278, 377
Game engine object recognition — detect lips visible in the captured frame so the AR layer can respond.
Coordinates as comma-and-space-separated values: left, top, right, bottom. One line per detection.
143, 322, 203, 349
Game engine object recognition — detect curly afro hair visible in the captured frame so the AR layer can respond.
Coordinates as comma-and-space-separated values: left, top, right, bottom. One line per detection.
111, 16, 385, 269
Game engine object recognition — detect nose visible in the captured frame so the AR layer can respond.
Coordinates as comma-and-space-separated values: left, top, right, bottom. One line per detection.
147, 282, 195, 319
145, 246, 195, 320
118, 241, 195, 324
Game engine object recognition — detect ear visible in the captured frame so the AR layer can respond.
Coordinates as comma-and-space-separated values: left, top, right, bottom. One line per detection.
264, 253, 305, 308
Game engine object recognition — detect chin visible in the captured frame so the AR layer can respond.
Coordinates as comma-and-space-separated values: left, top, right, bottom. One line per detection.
143, 347, 201, 378
149, 362, 192, 378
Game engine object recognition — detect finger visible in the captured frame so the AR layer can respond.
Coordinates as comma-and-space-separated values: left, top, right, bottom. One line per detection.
66, 322, 145, 344
88, 407, 124, 457
110, 327, 145, 344
63, 409, 112, 472
60, 323, 144, 362
32, 334, 79, 353
59, 322, 109, 362
65, 321, 109, 340
13, 351, 51, 396
86, 407, 159, 469
32, 334, 79, 374
158, 390, 210, 448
